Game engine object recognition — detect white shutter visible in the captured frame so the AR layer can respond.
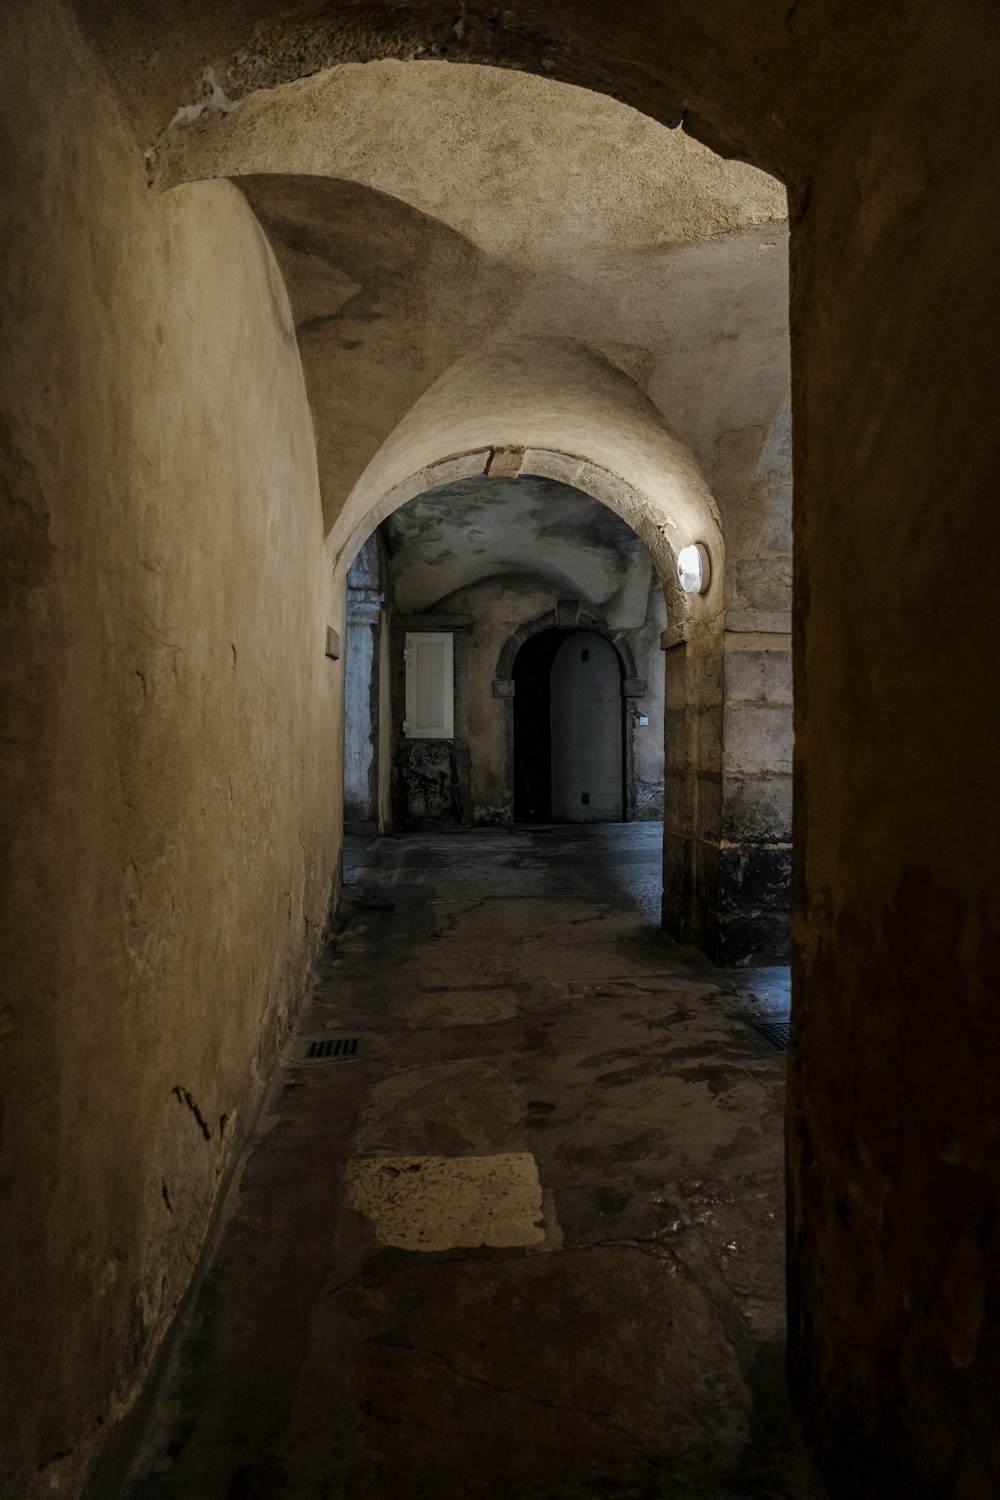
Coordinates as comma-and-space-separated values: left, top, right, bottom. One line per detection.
404, 632, 454, 739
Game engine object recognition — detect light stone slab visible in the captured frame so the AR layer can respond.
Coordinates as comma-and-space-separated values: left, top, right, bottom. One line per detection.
348, 1153, 546, 1251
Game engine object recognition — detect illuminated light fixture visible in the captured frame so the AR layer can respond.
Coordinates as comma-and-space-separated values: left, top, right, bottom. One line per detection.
677, 542, 711, 595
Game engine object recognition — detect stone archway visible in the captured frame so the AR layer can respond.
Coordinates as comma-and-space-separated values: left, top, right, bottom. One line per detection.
7, 9, 998, 1495
336, 439, 736, 956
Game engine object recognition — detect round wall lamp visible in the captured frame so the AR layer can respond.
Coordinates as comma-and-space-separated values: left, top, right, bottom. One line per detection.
676, 542, 712, 595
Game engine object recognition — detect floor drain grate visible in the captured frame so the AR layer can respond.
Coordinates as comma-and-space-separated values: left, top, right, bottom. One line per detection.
307, 1038, 359, 1059
751, 1019, 790, 1052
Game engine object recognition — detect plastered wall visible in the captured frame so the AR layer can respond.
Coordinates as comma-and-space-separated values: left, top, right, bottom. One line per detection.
787, 17, 1000, 1491
0, 5, 340, 1495
392, 576, 666, 829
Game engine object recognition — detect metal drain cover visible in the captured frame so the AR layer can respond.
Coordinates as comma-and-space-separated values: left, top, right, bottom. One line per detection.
751, 1019, 790, 1051
307, 1038, 359, 1059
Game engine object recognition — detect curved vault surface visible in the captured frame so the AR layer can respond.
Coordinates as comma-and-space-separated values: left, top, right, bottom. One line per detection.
156, 62, 785, 255
330, 337, 725, 621
70, 0, 903, 177
382, 476, 655, 627
163, 63, 788, 541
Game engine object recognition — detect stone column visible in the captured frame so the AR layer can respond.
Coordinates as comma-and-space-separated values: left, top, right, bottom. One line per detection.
661, 628, 724, 953
718, 629, 792, 963
344, 538, 384, 830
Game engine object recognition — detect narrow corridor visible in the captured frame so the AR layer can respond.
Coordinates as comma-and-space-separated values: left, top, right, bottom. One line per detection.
122, 828, 820, 1500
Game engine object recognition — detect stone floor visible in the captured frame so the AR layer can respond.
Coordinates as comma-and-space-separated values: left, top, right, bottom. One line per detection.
121, 825, 823, 1500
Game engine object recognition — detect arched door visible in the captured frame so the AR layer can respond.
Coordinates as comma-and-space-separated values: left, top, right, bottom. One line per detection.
550, 630, 623, 822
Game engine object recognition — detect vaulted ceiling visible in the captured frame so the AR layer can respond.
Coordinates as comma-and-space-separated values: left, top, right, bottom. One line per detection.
382, 475, 654, 627
166, 61, 789, 559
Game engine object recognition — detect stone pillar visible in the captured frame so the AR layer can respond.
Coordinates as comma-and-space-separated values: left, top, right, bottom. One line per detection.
662, 625, 791, 966
343, 538, 383, 830
717, 630, 792, 962
787, 16, 1000, 1490
661, 629, 724, 953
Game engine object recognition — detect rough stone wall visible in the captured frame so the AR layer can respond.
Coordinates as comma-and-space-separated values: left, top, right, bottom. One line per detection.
343, 617, 378, 825
630, 578, 669, 821
718, 634, 792, 963
344, 537, 383, 830
661, 632, 724, 952
377, 599, 393, 833
429, 576, 666, 826
658, 393, 793, 965
661, 640, 791, 971
389, 613, 472, 828
0, 5, 339, 1496
717, 403, 792, 961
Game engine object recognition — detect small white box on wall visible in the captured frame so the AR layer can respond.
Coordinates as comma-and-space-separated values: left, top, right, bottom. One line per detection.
403, 632, 454, 738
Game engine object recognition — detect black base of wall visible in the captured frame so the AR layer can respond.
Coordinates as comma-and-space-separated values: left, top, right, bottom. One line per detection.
714, 909, 791, 966
663, 833, 791, 966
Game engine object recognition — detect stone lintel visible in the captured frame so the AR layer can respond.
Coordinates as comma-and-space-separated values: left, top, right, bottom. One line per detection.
725, 609, 792, 635
724, 630, 792, 652
485, 447, 525, 479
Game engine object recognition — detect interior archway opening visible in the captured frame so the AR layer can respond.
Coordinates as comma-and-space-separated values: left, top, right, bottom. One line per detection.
7, 7, 992, 1497
512, 627, 627, 825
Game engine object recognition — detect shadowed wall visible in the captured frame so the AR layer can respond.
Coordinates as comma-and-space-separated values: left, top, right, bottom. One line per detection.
0, 5, 340, 1495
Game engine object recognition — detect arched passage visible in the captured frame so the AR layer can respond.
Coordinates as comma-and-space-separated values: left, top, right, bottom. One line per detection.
327, 340, 726, 598
512, 626, 627, 824
150, 57, 793, 953
7, 8, 997, 1497
334, 434, 734, 949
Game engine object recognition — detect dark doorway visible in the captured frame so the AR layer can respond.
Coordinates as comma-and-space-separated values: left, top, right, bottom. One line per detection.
513, 628, 625, 823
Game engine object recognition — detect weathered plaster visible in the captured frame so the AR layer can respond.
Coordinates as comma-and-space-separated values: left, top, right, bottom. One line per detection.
152, 60, 785, 235
383, 475, 654, 627
344, 537, 385, 829
328, 342, 727, 585
420, 575, 667, 829
0, 5, 338, 1495
166, 63, 788, 556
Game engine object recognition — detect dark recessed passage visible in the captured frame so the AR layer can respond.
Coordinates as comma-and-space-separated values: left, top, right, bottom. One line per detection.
751, 1019, 790, 1052
307, 1038, 359, 1059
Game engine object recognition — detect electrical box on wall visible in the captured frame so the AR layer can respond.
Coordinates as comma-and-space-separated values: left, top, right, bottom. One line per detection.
403, 632, 454, 738
325, 627, 342, 660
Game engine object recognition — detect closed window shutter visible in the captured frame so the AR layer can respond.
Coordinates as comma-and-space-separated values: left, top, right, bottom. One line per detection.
404, 633, 454, 739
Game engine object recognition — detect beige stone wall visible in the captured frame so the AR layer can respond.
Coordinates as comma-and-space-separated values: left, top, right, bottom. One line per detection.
661, 632, 724, 948
428, 577, 666, 826
0, 5, 339, 1495
657, 391, 792, 963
